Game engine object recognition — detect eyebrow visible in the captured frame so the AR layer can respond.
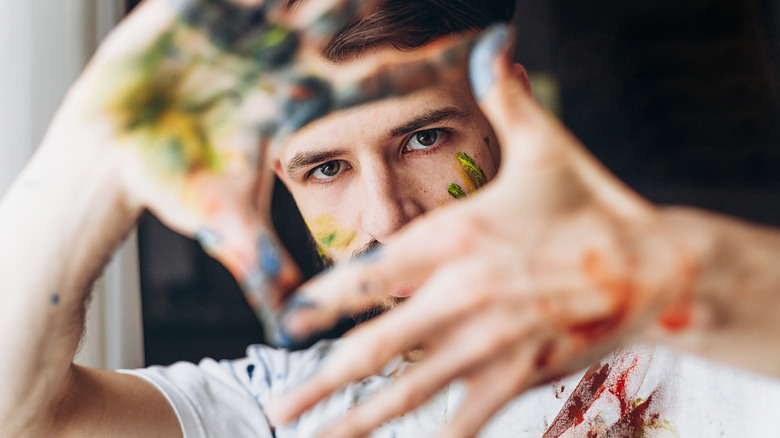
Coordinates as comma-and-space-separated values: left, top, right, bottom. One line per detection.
286, 149, 350, 177
284, 107, 469, 177
389, 107, 469, 137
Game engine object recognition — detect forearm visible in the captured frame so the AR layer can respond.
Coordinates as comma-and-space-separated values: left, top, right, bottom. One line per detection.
644, 206, 780, 376
0, 121, 140, 434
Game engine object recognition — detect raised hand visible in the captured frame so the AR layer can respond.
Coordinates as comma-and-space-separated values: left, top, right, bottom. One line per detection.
267, 25, 692, 437
53, 0, 474, 343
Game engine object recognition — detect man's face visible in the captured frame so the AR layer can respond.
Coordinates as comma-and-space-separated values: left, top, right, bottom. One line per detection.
276, 72, 500, 292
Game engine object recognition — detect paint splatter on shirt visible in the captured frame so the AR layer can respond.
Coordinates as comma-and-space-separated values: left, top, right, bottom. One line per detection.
122, 341, 780, 437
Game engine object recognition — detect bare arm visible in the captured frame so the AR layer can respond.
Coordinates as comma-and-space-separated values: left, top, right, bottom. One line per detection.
645, 207, 780, 376
0, 113, 180, 436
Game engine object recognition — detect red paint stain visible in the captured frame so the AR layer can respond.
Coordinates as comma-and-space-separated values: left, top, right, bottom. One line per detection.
570, 251, 634, 341
535, 340, 556, 368
659, 252, 700, 332
543, 348, 659, 438
554, 384, 567, 399
658, 305, 692, 332
543, 361, 612, 437
604, 391, 656, 437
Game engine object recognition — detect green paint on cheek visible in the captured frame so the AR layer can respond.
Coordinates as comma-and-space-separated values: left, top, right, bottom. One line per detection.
456, 152, 487, 188
447, 183, 466, 199
446, 152, 487, 198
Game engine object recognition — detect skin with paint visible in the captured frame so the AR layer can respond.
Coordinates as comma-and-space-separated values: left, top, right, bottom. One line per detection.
448, 151, 488, 199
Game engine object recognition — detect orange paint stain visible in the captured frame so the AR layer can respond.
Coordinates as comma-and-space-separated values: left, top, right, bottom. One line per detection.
571, 250, 634, 341
659, 252, 700, 332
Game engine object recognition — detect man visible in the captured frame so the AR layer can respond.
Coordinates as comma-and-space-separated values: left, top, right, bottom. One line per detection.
1, 1, 778, 438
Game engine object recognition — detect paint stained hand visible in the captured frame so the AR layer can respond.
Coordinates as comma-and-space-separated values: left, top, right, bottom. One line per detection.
269, 25, 693, 437
65, 0, 474, 343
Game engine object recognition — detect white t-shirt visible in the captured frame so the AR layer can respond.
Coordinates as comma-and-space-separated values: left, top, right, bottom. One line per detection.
121, 341, 780, 437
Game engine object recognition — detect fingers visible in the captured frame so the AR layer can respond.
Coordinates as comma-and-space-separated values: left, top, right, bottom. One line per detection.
315, 346, 492, 438
270, 33, 476, 141
194, 211, 302, 344
316, 310, 538, 438
267, 262, 483, 421
436, 348, 531, 438
272, 276, 543, 426
469, 25, 653, 219
274, 204, 479, 346
172, 0, 377, 71
284, 0, 380, 47
329, 34, 475, 110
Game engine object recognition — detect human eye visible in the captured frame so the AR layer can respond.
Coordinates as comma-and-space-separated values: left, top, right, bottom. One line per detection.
404, 129, 447, 153
308, 160, 350, 182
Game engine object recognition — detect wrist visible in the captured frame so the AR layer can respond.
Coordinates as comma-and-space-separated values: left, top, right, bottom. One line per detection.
636, 207, 748, 358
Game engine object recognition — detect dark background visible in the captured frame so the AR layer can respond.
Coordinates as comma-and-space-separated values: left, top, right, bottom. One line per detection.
128, 0, 780, 366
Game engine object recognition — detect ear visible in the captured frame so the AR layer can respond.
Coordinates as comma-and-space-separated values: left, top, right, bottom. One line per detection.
511, 63, 531, 93
274, 159, 290, 187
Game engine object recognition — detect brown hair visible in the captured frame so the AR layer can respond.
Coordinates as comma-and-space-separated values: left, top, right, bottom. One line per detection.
290, 0, 515, 62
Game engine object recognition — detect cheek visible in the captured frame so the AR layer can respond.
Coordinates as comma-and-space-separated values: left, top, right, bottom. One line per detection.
306, 213, 357, 251
296, 192, 370, 258
440, 147, 492, 200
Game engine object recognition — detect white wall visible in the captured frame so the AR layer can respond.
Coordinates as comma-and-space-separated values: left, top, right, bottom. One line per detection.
0, 0, 145, 370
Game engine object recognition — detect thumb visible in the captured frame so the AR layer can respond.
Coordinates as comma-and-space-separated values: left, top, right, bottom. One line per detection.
468, 24, 564, 166
469, 26, 652, 219
195, 213, 302, 345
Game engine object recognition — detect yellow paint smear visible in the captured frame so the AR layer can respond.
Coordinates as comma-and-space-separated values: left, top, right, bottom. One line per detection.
308, 214, 357, 252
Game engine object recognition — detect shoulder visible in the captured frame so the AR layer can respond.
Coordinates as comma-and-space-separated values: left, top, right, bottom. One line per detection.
120, 340, 340, 438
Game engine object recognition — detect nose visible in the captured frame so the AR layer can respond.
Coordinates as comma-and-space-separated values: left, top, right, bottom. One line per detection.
359, 162, 424, 243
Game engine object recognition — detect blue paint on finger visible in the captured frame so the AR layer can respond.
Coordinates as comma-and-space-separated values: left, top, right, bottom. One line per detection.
282, 293, 319, 313
353, 243, 383, 264
278, 76, 334, 137
239, 24, 299, 70
243, 269, 267, 293
469, 23, 510, 100
172, 0, 298, 70
258, 234, 282, 278
195, 228, 222, 250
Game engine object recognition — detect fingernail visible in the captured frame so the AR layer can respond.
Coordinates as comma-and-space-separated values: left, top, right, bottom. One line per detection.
273, 293, 318, 349
194, 229, 222, 250
272, 324, 302, 350
282, 294, 320, 318
469, 23, 511, 100
353, 244, 383, 264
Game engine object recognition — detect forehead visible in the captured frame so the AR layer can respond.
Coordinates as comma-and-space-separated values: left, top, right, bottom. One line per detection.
280, 78, 478, 160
